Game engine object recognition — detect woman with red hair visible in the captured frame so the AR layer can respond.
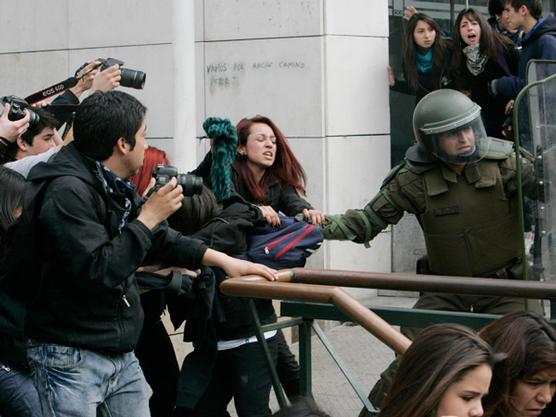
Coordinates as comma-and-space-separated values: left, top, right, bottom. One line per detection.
130, 146, 170, 196
234, 115, 323, 226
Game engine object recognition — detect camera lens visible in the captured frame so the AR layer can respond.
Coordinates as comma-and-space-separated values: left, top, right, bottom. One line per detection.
120, 68, 146, 90
8, 104, 39, 126
176, 174, 203, 197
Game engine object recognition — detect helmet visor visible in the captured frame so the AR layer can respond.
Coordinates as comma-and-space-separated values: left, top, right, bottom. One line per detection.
427, 118, 490, 164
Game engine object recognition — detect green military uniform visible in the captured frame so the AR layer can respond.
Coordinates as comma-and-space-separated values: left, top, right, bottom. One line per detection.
324, 140, 535, 315
321, 89, 540, 414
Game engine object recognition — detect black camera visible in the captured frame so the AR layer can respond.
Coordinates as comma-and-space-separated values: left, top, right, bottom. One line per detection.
98, 58, 146, 90
152, 165, 203, 197
0, 96, 39, 125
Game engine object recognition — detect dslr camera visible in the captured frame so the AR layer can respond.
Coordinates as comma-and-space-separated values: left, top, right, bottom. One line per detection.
152, 165, 203, 197
0, 96, 39, 125
96, 58, 146, 90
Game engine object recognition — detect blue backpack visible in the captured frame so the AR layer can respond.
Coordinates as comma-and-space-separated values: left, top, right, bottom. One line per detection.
245, 214, 323, 269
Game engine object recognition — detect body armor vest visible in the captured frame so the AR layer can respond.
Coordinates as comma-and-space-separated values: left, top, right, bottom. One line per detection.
419, 160, 521, 276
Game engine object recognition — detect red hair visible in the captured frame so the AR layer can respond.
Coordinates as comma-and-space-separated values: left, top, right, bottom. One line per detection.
130, 146, 170, 195
234, 115, 307, 202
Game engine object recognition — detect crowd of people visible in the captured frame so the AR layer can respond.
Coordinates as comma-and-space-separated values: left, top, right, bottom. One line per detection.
389, 0, 556, 142
0, 1, 556, 417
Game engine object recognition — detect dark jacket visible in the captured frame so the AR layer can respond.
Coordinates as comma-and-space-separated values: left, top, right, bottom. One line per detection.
391, 42, 454, 103
494, 16, 556, 98
455, 44, 519, 137
18, 143, 207, 353
48, 90, 80, 129
488, 16, 523, 46
0, 228, 28, 368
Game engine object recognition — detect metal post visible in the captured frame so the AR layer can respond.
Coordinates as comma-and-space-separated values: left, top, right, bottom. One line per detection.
246, 299, 288, 408
298, 318, 313, 397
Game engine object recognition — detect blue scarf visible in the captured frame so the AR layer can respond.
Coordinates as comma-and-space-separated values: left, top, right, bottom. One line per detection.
416, 49, 433, 74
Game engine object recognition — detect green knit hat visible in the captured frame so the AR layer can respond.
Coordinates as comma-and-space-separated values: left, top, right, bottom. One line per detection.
202, 117, 237, 202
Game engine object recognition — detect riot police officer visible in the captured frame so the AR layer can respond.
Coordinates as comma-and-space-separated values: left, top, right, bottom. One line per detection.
322, 89, 539, 413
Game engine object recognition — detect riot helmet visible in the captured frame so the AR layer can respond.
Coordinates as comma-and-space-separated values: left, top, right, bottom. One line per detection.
413, 89, 490, 164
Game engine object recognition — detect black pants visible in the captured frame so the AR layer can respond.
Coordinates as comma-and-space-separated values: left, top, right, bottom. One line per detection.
180, 337, 278, 417
135, 318, 179, 417
275, 329, 300, 400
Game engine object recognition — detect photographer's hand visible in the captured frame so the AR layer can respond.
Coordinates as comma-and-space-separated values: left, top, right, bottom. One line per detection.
137, 177, 183, 230
0, 103, 30, 142
92, 64, 121, 92
70, 61, 99, 97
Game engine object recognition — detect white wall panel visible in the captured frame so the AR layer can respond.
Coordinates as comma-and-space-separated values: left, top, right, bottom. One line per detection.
324, 0, 388, 36
67, 0, 171, 48
326, 135, 390, 213
0, 0, 69, 53
204, 0, 323, 40
0, 51, 69, 99
324, 134, 391, 272
287, 137, 325, 213
203, 37, 324, 137
195, 0, 205, 42
325, 36, 390, 136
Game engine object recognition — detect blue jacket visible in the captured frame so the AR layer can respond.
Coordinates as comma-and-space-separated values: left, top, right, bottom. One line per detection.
494, 16, 556, 98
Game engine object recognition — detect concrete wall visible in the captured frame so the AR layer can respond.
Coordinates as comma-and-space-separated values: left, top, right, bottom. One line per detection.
0, 1, 393, 293
198, 0, 392, 287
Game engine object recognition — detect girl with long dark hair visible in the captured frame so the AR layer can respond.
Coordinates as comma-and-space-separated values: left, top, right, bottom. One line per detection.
451, 8, 519, 138
379, 324, 503, 417
389, 13, 453, 103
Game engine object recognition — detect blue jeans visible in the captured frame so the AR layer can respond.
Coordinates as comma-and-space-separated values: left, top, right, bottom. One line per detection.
27, 342, 150, 417
0, 362, 43, 417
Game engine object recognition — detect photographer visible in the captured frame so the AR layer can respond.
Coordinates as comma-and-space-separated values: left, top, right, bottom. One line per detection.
6, 90, 276, 417
3, 107, 61, 177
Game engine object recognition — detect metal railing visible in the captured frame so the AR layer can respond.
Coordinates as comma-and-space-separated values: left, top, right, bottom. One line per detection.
220, 268, 556, 414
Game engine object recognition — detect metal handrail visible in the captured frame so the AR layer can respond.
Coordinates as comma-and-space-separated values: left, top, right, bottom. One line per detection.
288, 268, 556, 299
220, 274, 411, 355
222, 268, 556, 414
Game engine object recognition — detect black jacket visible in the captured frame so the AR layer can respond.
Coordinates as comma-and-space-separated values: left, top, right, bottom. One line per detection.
48, 90, 80, 129
18, 143, 207, 353
0, 228, 28, 368
494, 16, 556, 98
455, 43, 519, 137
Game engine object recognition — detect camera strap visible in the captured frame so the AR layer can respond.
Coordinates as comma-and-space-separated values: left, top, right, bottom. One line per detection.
24, 77, 79, 105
